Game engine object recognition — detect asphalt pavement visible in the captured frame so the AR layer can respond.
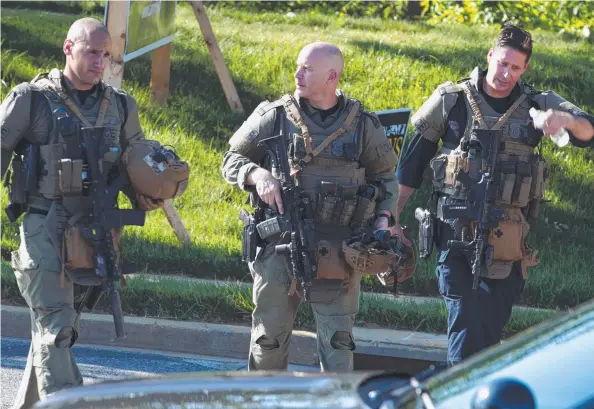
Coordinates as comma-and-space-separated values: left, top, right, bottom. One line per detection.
0, 337, 316, 409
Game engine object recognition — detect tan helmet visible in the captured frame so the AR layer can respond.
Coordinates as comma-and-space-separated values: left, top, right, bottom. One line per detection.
342, 229, 417, 285
122, 140, 190, 200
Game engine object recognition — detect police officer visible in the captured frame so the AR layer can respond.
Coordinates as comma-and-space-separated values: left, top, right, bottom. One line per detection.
394, 23, 594, 367
222, 42, 399, 371
1, 18, 163, 408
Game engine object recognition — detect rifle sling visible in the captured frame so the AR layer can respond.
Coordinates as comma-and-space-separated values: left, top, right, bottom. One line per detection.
463, 81, 526, 131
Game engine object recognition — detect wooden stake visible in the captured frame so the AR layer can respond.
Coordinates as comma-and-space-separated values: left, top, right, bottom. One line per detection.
150, 43, 172, 107
162, 199, 192, 246
189, 0, 244, 114
103, 0, 127, 88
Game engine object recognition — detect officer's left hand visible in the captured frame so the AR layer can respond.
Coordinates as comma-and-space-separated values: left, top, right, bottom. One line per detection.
136, 194, 164, 211
536, 109, 572, 138
373, 212, 390, 232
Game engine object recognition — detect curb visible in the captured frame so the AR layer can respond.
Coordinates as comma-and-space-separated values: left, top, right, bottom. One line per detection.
1, 305, 447, 367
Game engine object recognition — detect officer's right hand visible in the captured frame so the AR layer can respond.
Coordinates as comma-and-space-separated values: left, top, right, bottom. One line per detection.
389, 223, 412, 247
248, 168, 284, 214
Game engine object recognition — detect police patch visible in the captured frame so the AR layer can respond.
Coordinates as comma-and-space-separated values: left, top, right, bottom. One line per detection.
247, 129, 258, 142
414, 118, 430, 134
508, 123, 523, 140
331, 140, 344, 157
376, 141, 393, 158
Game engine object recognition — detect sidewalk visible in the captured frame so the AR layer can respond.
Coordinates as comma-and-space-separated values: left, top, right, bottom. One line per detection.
1, 305, 447, 367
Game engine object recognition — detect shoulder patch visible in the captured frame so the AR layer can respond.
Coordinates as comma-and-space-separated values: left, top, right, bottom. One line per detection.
255, 98, 284, 116
362, 111, 381, 129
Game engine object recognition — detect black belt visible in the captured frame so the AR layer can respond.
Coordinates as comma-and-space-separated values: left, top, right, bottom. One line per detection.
27, 207, 49, 216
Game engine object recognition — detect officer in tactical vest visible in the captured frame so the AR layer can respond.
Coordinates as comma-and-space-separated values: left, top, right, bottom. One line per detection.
0, 18, 165, 408
222, 42, 399, 371
394, 23, 594, 367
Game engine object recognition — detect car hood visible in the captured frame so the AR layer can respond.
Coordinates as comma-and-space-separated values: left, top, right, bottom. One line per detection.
35, 370, 414, 409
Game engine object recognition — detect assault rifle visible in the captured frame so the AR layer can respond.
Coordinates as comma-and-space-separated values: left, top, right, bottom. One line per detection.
440, 129, 505, 290
257, 113, 318, 300
79, 127, 145, 337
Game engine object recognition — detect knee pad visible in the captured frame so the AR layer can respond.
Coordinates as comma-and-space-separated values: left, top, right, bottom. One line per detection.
330, 331, 355, 351
55, 326, 78, 348
254, 334, 280, 350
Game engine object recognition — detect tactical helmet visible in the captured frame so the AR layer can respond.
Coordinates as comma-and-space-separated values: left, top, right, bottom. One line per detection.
122, 140, 190, 200
342, 229, 417, 284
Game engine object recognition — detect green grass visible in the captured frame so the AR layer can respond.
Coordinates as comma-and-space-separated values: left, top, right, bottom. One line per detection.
1, 5, 593, 310
0, 261, 557, 337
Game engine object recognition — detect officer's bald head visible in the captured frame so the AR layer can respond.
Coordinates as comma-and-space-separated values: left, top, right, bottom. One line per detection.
294, 42, 344, 105
66, 18, 110, 44
300, 42, 344, 79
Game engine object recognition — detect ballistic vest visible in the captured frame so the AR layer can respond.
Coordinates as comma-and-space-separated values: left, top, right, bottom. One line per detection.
28, 69, 125, 213
279, 93, 367, 240
430, 73, 547, 279
432, 79, 547, 211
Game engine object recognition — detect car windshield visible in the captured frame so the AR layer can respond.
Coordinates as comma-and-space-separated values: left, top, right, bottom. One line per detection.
422, 301, 594, 409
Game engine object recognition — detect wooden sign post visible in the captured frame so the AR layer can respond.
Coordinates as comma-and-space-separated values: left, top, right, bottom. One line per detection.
189, 0, 244, 114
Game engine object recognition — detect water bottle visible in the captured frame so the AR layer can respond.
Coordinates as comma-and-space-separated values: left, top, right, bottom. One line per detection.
529, 107, 569, 147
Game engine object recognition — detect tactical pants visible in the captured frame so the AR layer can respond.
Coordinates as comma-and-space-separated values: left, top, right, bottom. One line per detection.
436, 222, 525, 367
248, 243, 361, 372
11, 213, 83, 409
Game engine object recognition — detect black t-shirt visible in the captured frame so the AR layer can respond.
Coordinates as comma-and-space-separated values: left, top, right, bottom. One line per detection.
77, 86, 96, 105
319, 103, 339, 121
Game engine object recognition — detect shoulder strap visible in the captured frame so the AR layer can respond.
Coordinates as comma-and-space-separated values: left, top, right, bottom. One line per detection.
256, 99, 283, 116
462, 81, 526, 131
41, 80, 112, 128
439, 82, 464, 96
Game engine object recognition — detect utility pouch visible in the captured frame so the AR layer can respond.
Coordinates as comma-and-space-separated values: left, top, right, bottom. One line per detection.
38, 143, 64, 199
350, 183, 378, 228
64, 223, 121, 271
240, 209, 258, 263
415, 207, 435, 259
512, 162, 532, 208
498, 160, 516, 204
316, 181, 340, 224
336, 184, 358, 226
471, 208, 525, 263
59, 159, 84, 195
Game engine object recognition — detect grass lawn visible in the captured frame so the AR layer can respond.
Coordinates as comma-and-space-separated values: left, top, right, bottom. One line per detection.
1, 4, 593, 311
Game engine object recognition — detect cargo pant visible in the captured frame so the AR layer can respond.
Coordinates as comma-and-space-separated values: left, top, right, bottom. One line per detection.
248, 241, 361, 372
11, 213, 83, 409
436, 221, 525, 367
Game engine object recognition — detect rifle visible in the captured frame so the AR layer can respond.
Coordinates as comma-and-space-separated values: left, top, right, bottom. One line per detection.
257, 112, 318, 300
79, 127, 146, 337
440, 129, 505, 290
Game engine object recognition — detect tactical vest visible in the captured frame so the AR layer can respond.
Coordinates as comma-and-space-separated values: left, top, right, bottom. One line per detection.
431, 81, 547, 211
430, 80, 547, 279
29, 71, 125, 213
278, 94, 370, 238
